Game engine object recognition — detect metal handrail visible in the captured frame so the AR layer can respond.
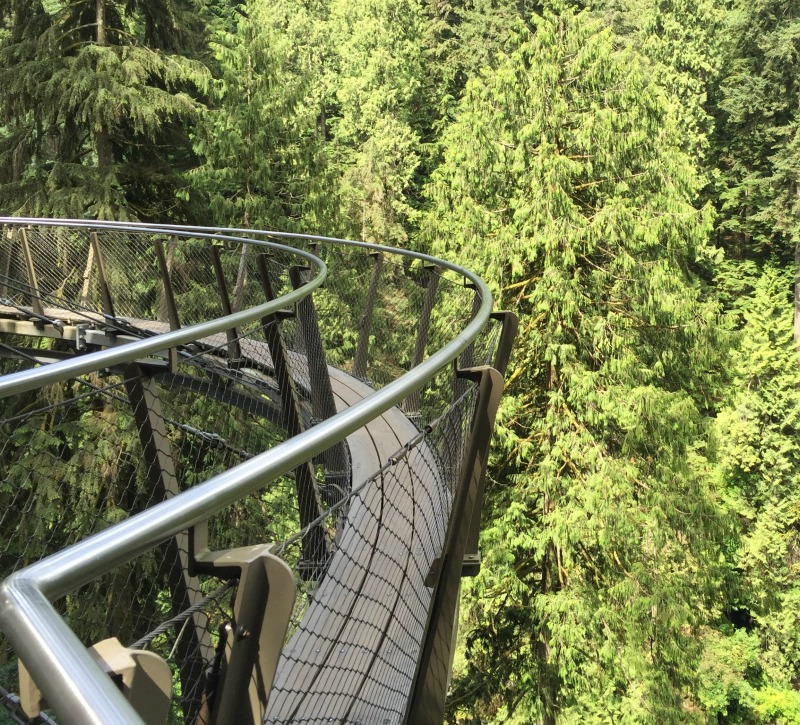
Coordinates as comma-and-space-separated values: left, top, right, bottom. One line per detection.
0, 220, 327, 398
0, 218, 493, 725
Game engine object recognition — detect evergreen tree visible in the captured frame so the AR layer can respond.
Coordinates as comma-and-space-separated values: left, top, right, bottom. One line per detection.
0, 0, 211, 220
191, 0, 331, 232
596, 0, 725, 161
324, 0, 429, 244
703, 264, 800, 723
713, 0, 800, 337
425, 4, 727, 721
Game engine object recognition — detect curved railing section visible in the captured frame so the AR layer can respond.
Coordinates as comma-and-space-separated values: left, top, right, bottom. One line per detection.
0, 219, 516, 725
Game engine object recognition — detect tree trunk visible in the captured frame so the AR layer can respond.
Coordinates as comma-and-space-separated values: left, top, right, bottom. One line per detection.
95, 0, 112, 171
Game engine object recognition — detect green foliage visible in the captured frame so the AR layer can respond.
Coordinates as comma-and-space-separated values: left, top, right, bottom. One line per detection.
324, 0, 429, 243
191, 0, 331, 231
714, 0, 800, 256
425, 3, 728, 721
0, 0, 211, 219
707, 265, 800, 722
5, 0, 800, 721
596, 0, 726, 161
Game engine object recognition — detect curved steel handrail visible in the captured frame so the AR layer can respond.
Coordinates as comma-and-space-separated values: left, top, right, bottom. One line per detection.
0, 218, 493, 725
0, 220, 327, 398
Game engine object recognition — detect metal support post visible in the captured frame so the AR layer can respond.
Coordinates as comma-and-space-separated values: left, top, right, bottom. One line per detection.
352, 251, 383, 382
402, 264, 440, 419
289, 265, 350, 506
18, 228, 44, 317
124, 364, 214, 723
258, 255, 329, 576
208, 241, 242, 363
490, 310, 519, 379
153, 238, 180, 331
192, 546, 296, 725
0, 225, 13, 298
463, 310, 519, 573
89, 232, 117, 320
404, 365, 505, 724
442, 290, 483, 481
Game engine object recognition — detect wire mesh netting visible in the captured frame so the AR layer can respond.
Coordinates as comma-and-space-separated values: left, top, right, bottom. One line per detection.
0, 222, 506, 724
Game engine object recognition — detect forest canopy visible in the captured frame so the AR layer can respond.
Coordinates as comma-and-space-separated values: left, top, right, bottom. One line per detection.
2, 0, 800, 722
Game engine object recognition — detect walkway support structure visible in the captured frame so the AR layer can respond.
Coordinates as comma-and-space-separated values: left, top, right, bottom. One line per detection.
0, 218, 515, 724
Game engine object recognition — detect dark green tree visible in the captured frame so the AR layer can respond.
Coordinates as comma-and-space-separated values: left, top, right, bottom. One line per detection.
0, 0, 211, 220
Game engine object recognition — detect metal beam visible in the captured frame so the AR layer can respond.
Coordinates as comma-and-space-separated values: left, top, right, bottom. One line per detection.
402, 264, 440, 418
123, 364, 214, 723
208, 242, 242, 363
404, 365, 505, 724
289, 265, 350, 506
193, 547, 295, 725
18, 229, 44, 317
352, 251, 382, 382
463, 310, 519, 571
259, 256, 329, 576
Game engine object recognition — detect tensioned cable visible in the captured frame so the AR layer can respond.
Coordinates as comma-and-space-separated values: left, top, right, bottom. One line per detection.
129, 579, 238, 651
0, 341, 258, 462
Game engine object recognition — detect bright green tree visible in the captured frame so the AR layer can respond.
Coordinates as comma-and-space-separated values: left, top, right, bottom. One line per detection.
425, 4, 727, 721
700, 265, 800, 723
324, 0, 429, 244
0, 0, 210, 220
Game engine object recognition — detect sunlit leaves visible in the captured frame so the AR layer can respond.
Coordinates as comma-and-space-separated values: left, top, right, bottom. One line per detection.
427, 3, 727, 721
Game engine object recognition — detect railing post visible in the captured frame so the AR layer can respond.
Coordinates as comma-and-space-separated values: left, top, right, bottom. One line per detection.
289, 265, 350, 507
18, 228, 44, 317
124, 363, 214, 723
0, 225, 13, 299
402, 264, 440, 419
153, 238, 180, 331
404, 364, 505, 724
462, 311, 519, 574
208, 241, 242, 363
258, 255, 329, 577
194, 547, 295, 725
352, 251, 383, 383
89, 232, 116, 320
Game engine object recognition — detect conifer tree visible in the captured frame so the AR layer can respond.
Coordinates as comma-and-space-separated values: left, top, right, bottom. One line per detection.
324, 0, 429, 244
425, 3, 726, 721
191, 0, 330, 232
714, 0, 800, 338
0, 0, 210, 219
702, 264, 800, 722
597, 0, 725, 161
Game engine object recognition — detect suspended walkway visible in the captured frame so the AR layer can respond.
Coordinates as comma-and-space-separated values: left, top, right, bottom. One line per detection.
0, 219, 515, 725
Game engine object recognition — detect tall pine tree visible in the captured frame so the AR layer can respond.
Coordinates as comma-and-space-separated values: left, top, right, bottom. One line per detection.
191, 0, 330, 232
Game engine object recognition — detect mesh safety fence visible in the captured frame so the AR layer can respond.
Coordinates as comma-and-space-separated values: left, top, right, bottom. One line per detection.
0, 222, 504, 724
